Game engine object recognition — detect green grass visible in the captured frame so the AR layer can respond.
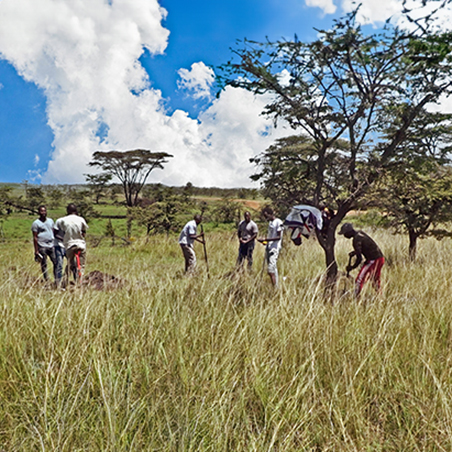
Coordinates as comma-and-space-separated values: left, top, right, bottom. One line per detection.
1, 225, 452, 450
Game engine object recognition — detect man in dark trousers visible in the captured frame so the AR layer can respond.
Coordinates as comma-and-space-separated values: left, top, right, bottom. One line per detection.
31, 205, 58, 283
237, 211, 258, 270
339, 222, 385, 296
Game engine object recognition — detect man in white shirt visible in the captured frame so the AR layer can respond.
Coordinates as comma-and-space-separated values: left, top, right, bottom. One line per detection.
178, 214, 204, 274
55, 204, 88, 283
237, 211, 258, 270
258, 206, 283, 287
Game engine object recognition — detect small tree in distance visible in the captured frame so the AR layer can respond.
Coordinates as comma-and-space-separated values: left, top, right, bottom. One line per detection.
84, 173, 112, 204
26, 186, 46, 213
376, 166, 452, 261
45, 185, 64, 209
88, 149, 173, 207
370, 110, 452, 261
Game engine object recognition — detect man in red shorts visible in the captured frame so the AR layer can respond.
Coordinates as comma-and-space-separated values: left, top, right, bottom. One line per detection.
338, 223, 385, 296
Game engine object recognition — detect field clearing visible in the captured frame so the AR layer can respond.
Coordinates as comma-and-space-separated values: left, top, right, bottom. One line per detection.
1, 228, 452, 450
192, 196, 263, 212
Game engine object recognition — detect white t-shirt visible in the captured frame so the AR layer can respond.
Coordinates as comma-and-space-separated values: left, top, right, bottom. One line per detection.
55, 214, 88, 250
238, 220, 258, 242
178, 220, 197, 247
267, 218, 283, 251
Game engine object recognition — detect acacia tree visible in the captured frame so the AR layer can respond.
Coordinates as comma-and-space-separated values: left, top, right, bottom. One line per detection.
84, 173, 112, 204
221, 5, 452, 284
88, 149, 173, 207
371, 111, 452, 260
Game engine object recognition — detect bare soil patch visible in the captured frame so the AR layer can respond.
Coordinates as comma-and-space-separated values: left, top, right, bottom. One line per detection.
81, 270, 127, 290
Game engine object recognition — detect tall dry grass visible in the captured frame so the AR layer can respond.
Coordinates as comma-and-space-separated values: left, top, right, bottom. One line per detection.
1, 229, 452, 450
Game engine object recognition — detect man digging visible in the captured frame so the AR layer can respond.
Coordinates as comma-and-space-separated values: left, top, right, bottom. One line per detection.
178, 214, 205, 274
339, 222, 385, 297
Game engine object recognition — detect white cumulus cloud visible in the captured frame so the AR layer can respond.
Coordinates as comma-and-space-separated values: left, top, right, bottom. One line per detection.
177, 62, 215, 100
305, 0, 452, 26
305, 0, 336, 15
0, 0, 287, 188
341, 0, 402, 24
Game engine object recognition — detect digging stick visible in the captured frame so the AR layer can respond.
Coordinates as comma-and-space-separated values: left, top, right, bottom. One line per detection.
346, 254, 357, 278
200, 224, 210, 278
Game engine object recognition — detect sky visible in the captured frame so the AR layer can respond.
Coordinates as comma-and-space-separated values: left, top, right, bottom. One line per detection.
0, 0, 448, 188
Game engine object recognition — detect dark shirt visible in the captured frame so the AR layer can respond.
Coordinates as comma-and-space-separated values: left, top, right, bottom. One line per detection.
352, 231, 383, 265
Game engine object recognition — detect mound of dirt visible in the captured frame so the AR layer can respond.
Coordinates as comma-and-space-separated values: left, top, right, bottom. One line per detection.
81, 270, 127, 290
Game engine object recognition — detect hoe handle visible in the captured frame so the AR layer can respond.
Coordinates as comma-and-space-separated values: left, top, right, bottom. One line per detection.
200, 224, 210, 278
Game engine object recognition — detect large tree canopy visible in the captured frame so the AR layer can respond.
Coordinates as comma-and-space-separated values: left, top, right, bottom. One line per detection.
221, 5, 452, 283
250, 135, 351, 211
88, 149, 173, 207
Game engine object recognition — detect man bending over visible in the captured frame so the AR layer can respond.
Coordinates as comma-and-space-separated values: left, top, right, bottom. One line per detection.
339, 222, 385, 296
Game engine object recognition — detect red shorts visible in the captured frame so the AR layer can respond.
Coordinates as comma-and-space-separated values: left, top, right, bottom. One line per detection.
355, 257, 385, 295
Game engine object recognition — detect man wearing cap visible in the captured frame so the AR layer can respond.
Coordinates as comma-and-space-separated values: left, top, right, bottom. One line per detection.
338, 222, 385, 296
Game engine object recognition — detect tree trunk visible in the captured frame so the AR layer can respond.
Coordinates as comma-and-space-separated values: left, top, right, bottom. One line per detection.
316, 205, 350, 298
324, 230, 338, 289
127, 216, 133, 238
408, 229, 418, 261
317, 224, 338, 295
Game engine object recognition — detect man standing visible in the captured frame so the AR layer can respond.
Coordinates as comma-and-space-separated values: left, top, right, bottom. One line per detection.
31, 205, 58, 283
53, 227, 66, 284
258, 207, 283, 287
178, 214, 204, 274
55, 204, 88, 283
237, 211, 258, 270
338, 222, 385, 296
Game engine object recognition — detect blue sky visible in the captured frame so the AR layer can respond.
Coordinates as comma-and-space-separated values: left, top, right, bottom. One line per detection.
146, 0, 326, 115
0, 0, 405, 187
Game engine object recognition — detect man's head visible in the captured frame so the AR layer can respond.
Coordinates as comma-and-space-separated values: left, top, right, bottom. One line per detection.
194, 214, 202, 224
67, 203, 78, 215
262, 206, 275, 221
38, 205, 47, 219
244, 211, 251, 223
338, 222, 355, 239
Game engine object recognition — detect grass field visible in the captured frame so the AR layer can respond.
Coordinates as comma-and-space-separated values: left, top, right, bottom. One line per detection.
1, 220, 452, 450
